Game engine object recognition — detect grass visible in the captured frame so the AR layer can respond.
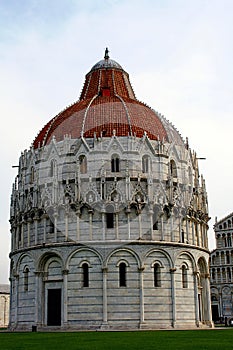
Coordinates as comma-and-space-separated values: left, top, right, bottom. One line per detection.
0, 329, 233, 350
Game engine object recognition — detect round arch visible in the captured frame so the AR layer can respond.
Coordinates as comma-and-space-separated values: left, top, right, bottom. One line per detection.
197, 256, 209, 275
36, 250, 65, 272
105, 247, 141, 269
15, 252, 34, 274
144, 248, 173, 269
174, 250, 197, 271
66, 246, 103, 270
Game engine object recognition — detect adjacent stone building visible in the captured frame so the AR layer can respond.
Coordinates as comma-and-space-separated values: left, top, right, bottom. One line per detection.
210, 213, 233, 325
9, 49, 213, 330
0, 284, 10, 328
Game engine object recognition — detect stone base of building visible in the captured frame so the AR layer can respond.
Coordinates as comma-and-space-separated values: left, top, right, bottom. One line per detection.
9, 320, 214, 332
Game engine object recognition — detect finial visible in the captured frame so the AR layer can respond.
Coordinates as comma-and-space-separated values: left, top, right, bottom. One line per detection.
104, 47, 109, 60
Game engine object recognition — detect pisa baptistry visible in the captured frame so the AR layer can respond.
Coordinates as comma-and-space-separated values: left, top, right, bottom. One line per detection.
9, 49, 213, 330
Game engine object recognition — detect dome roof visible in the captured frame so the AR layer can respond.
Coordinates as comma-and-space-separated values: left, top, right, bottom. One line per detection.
90, 48, 123, 71
91, 59, 123, 71
33, 49, 184, 149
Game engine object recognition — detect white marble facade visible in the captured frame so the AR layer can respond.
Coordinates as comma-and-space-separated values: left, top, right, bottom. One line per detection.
0, 285, 10, 328
9, 52, 213, 330
210, 213, 233, 325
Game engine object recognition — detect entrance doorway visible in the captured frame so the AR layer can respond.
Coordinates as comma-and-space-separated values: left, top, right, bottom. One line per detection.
211, 305, 219, 322
47, 288, 61, 326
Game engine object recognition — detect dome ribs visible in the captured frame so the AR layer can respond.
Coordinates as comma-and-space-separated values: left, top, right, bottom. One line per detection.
114, 70, 130, 98
80, 70, 101, 100
33, 53, 185, 149
83, 96, 131, 138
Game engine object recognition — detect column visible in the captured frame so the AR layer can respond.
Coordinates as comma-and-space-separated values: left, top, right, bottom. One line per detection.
21, 221, 24, 247
186, 219, 189, 244
204, 274, 213, 326
16, 225, 19, 249
139, 267, 145, 326
170, 214, 174, 241
14, 274, 19, 327
170, 268, 176, 327
138, 213, 142, 239
102, 212, 106, 240
102, 267, 108, 327
76, 210, 80, 241
193, 272, 200, 326
54, 213, 58, 243
204, 225, 208, 248
43, 216, 46, 244
89, 212, 93, 240
16, 224, 20, 249
200, 224, 203, 247
127, 212, 131, 240
219, 292, 223, 318
65, 212, 69, 241
34, 272, 39, 325
160, 215, 164, 241
115, 213, 119, 240
34, 218, 38, 245
192, 220, 195, 245
27, 220, 31, 247
63, 269, 69, 327
10, 228, 14, 252
149, 210, 153, 237
196, 223, 200, 246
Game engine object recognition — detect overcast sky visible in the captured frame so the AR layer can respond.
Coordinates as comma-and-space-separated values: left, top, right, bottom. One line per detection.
1, 0, 233, 284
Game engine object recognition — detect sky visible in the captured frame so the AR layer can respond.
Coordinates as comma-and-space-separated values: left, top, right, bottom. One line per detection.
1, 0, 233, 284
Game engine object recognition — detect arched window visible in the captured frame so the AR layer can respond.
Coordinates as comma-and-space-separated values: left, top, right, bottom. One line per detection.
24, 267, 29, 292
217, 268, 221, 283
30, 166, 35, 183
227, 267, 231, 282
47, 219, 54, 234
181, 265, 188, 288
212, 268, 215, 281
142, 155, 150, 173
181, 229, 185, 243
111, 155, 120, 172
153, 263, 161, 287
50, 159, 56, 177
212, 255, 216, 265
170, 160, 177, 178
82, 263, 89, 287
119, 262, 127, 287
79, 155, 87, 174
106, 212, 114, 228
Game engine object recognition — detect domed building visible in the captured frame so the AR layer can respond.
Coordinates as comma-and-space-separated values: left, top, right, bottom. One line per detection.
9, 49, 213, 330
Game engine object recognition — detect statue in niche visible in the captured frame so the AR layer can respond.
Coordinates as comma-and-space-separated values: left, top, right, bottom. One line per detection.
87, 192, 94, 203
111, 191, 119, 202
135, 193, 143, 203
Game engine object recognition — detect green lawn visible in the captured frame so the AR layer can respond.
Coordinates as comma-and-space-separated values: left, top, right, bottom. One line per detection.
0, 329, 232, 350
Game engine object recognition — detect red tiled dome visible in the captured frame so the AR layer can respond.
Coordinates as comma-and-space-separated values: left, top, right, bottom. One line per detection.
33, 49, 184, 149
